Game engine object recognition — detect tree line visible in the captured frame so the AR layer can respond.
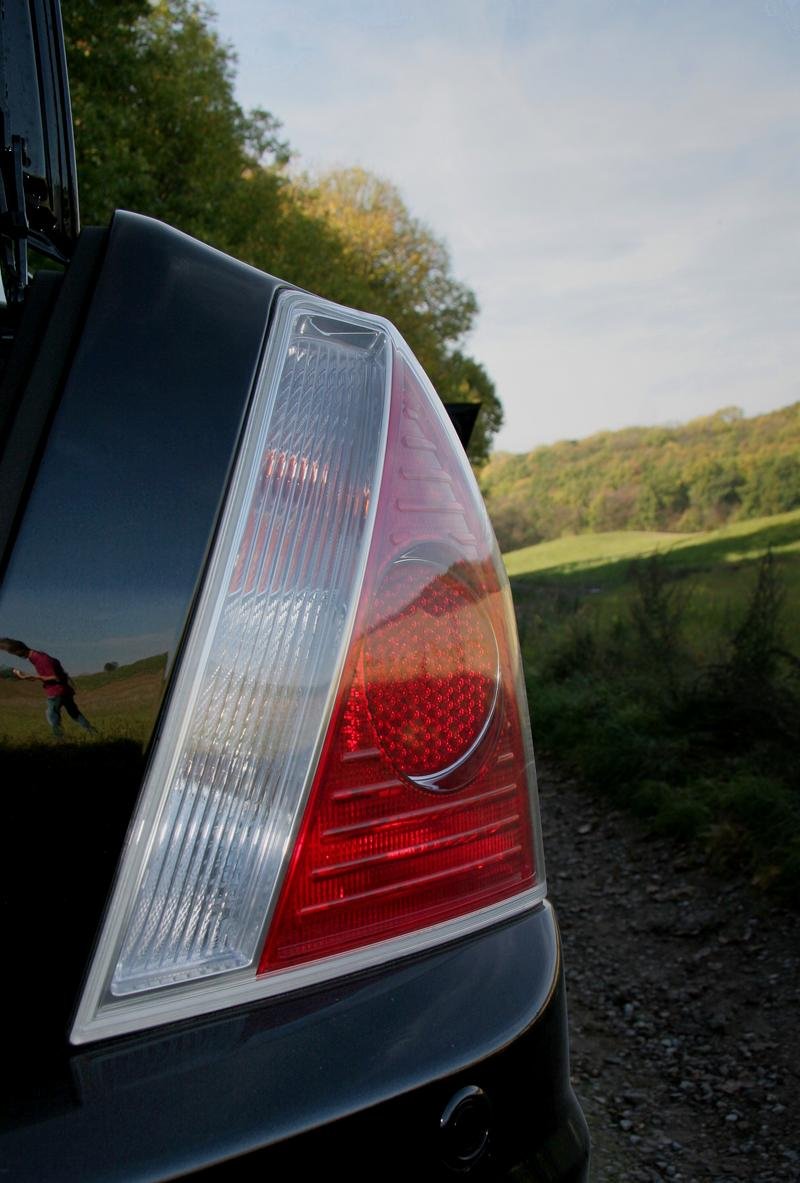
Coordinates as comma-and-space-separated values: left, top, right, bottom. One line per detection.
61, 0, 502, 463
481, 403, 800, 552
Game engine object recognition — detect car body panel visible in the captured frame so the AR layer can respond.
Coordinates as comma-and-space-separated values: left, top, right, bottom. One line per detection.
3, 906, 590, 1181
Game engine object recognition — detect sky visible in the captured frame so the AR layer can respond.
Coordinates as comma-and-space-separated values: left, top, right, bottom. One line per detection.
209, 0, 800, 453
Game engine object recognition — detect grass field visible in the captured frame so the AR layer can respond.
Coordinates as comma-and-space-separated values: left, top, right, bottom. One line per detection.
505, 507, 800, 575
505, 509, 800, 903
505, 508, 800, 653
0, 653, 167, 747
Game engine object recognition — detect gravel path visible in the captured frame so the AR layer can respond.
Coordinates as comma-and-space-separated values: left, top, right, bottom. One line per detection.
537, 766, 800, 1183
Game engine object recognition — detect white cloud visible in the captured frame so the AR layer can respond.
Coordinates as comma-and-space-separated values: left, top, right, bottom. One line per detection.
212, 0, 800, 450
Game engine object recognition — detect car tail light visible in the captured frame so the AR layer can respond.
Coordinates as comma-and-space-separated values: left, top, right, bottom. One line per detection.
72, 291, 545, 1044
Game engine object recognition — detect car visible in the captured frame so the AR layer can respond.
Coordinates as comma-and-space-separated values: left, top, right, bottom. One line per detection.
0, 3, 590, 1179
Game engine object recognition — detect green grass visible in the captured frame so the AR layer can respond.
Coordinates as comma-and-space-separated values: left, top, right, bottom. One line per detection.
505, 509, 800, 653
503, 528, 693, 577
0, 653, 167, 747
505, 508, 800, 573
505, 510, 800, 904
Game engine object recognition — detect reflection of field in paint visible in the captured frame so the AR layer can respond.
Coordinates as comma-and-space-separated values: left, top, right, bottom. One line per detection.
0, 654, 168, 747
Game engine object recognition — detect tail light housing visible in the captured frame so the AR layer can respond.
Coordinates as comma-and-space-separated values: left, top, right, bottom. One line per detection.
71, 291, 545, 1044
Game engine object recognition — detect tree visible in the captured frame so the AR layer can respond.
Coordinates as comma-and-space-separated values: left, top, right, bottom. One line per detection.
62, 8, 505, 460
299, 169, 502, 461
298, 169, 476, 366
63, 0, 286, 238
480, 402, 800, 550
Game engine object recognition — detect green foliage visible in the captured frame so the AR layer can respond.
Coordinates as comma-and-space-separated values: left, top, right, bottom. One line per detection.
298, 169, 476, 362
513, 520, 800, 903
65, 0, 255, 237
296, 169, 501, 465
627, 557, 689, 700
61, 3, 502, 459
686, 549, 800, 757
483, 403, 800, 551
728, 547, 786, 681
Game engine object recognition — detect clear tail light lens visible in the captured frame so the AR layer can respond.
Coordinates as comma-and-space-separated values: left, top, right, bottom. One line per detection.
72, 293, 545, 1044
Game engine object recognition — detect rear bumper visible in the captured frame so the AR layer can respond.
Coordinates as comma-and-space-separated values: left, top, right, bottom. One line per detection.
204, 932, 591, 1182
2, 903, 589, 1181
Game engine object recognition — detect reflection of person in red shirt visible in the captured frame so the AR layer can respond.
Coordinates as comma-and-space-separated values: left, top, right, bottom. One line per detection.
0, 638, 96, 737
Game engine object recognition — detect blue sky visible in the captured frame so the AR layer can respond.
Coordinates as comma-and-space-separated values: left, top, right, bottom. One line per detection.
210, 0, 800, 452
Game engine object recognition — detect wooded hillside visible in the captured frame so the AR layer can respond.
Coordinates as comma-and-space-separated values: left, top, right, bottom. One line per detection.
481, 403, 800, 552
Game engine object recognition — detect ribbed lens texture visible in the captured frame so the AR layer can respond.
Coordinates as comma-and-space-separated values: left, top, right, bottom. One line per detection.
364, 560, 497, 779
260, 348, 537, 973
111, 310, 388, 995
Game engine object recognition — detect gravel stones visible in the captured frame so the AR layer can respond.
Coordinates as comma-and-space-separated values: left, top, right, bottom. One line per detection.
538, 768, 800, 1183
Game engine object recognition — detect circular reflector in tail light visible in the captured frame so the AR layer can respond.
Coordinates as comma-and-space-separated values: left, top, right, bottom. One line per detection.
364, 556, 499, 787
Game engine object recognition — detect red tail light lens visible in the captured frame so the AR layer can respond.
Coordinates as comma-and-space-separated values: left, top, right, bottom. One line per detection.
259, 348, 538, 972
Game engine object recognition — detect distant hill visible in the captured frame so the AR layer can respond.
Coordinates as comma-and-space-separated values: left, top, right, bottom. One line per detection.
480, 403, 800, 553
73, 652, 168, 691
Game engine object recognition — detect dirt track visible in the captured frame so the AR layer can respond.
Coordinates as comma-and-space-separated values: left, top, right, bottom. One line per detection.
537, 766, 800, 1183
